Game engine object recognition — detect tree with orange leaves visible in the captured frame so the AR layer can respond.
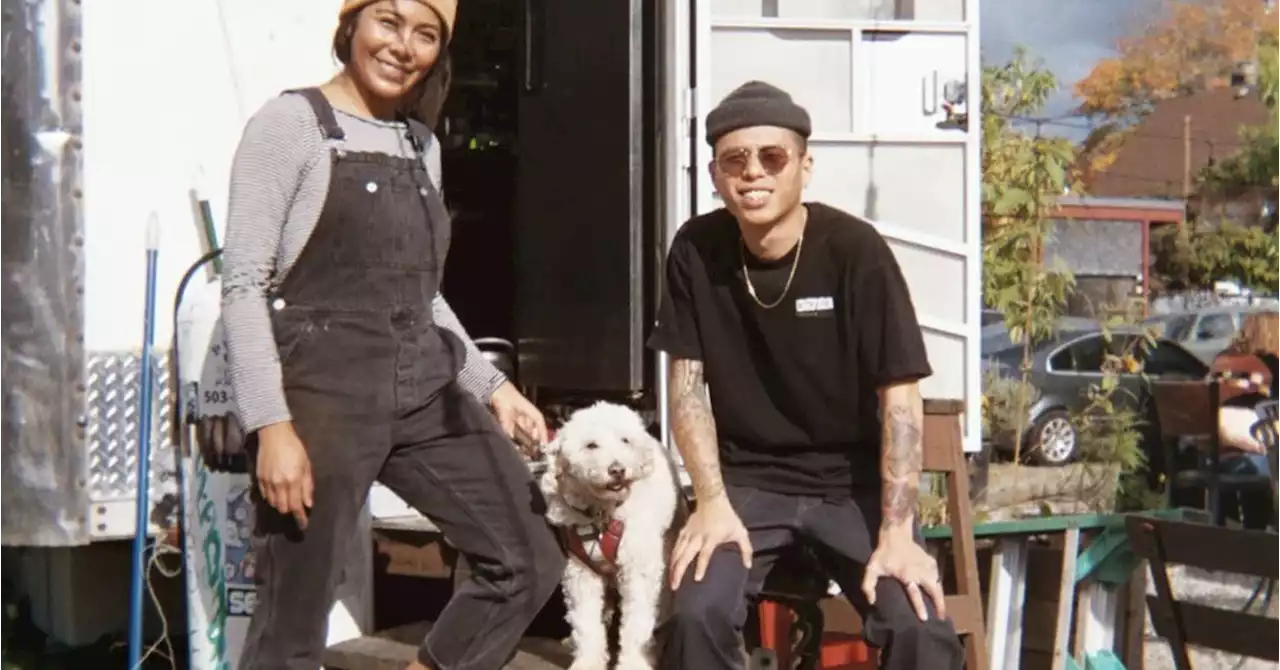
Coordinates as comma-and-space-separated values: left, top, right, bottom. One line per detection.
1074, 0, 1277, 120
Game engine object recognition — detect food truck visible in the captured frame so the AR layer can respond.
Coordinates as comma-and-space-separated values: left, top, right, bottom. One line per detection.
2, 0, 982, 664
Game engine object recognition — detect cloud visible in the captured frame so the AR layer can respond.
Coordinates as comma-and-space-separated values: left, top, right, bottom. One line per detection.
981, 0, 1137, 137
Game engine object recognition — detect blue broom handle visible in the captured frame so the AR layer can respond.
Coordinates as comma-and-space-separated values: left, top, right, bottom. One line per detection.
128, 214, 161, 668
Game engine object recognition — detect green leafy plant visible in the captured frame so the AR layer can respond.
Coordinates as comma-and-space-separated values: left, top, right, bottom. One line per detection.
1067, 314, 1160, 512
1151, 220, 1280, 292
981, 47, 1078, 464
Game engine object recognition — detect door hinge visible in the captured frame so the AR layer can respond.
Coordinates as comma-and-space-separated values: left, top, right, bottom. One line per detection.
682, 87, 698, 124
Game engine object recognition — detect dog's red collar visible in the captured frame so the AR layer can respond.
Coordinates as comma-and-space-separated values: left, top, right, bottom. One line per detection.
558, 518, 625, 579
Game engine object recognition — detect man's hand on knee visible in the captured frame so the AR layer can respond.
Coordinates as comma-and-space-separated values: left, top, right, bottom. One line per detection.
669, 494, 752, 589
861, 534, 946, 622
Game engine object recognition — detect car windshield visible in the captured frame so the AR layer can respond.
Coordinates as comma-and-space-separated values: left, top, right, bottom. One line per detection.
1159, 314, 1196, 341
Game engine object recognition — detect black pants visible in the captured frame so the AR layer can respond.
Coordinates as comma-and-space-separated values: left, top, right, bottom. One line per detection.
240, 382, 566, 670
656, 486, 963, 670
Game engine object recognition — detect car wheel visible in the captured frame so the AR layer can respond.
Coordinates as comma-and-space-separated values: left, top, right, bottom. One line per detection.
1027, 410, 1079, 466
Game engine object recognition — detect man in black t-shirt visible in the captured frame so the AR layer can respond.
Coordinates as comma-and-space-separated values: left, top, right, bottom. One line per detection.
650, 81, 963, 669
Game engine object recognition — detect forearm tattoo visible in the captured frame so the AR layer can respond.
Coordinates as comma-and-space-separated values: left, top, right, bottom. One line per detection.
881, 388, 923, 528
670, 359, 725, 501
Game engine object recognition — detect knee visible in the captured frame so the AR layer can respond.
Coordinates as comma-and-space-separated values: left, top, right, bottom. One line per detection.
511, 528, 567, 603
868, 614, 963, 660
663, 577, 743, 641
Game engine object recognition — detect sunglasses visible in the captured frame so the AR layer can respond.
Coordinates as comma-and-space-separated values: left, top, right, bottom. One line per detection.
713, 145, 794, 178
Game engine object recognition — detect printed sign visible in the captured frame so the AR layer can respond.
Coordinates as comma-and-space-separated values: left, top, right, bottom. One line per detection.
183, 448, 256, 670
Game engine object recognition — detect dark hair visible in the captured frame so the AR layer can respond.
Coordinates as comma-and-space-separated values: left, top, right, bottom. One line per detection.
332, 9, 453, 130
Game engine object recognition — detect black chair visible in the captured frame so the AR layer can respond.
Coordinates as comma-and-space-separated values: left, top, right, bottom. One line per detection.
1150, 379, 1272, 525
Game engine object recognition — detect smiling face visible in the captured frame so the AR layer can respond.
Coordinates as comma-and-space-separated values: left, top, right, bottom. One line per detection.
341, 0, 445, 106
551, 403, 658, 504
711, 125, 812, 228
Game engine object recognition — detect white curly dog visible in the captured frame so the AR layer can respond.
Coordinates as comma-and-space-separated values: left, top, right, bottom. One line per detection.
540, 402, 686, 670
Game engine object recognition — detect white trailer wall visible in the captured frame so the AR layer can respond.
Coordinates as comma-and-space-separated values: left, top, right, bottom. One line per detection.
79, 0, 342, 536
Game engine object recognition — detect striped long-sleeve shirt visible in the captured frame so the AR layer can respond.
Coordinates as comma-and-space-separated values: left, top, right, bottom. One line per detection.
221, 92, 506, 432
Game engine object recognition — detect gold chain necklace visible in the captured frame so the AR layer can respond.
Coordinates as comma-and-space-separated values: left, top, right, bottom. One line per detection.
740, 233, 803, 309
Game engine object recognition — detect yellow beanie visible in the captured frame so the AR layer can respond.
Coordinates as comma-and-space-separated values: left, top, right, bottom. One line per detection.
340, 0, 457, 42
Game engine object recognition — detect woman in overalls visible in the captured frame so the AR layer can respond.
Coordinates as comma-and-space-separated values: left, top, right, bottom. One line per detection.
220, 1, 566, 667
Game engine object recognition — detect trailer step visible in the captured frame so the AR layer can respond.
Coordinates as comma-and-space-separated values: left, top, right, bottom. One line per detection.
322, 621, 573, 670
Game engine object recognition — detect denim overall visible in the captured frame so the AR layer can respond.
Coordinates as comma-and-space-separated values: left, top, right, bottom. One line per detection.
239, 89, 564, 670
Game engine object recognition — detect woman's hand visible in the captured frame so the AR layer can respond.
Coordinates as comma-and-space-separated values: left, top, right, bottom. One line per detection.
256, 422, 314, 530
490, 381, 548, 456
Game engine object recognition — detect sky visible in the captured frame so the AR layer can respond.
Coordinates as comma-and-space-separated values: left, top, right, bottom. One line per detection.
979, 0, 1143, 140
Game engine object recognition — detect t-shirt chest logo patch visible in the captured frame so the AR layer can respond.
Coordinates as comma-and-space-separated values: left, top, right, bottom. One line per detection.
794, 296, 835, 317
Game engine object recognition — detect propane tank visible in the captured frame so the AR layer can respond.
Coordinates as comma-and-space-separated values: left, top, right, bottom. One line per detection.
175, 274, 369, 668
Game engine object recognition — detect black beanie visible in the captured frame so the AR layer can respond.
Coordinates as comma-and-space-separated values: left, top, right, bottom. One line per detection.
705, 81, 812, 147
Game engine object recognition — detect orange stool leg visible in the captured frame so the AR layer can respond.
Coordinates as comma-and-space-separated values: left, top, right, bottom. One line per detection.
819, 632, 877, 670
757, 601, 794, 668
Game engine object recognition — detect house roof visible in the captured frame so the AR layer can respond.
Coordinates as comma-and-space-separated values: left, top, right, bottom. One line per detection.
1088, 88, 1271, 199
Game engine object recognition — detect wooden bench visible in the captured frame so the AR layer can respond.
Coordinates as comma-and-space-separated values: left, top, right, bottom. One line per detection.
749, 399, 988, 670
1124, 514, 1279, 670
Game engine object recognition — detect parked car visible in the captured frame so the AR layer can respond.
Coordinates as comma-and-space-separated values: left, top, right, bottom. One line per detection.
1144, 305, 1280, 364
979, 315, 1100, 355
982, 328, 1209, 466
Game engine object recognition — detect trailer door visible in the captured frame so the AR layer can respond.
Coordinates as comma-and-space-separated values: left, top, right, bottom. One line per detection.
686, 0, 983, 453
515, 0, 649, 392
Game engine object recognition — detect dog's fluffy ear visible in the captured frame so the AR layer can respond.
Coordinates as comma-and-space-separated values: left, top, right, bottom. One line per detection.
538, 436, 561, 491
538, 434, 570, 524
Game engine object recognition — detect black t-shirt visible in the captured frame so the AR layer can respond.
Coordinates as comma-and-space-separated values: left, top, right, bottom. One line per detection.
648, 203, 933, 499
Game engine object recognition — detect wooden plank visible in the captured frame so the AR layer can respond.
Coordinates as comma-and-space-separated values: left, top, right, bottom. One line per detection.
1120, 566, 1146, 670
1126, 516, 1279, 579
923, 398, 966, 415
1072, 580, 1091, 665
373, 529, 456, 579
1146, 597, 1280, 662
1050, 527, 1079, 670
322, 621, 573, 670
373, 514, 442, 533
986, 537, 1029, 669
942, 594, 983, 638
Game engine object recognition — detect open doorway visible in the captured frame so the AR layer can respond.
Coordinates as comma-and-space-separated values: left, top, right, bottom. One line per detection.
433, 0, 662, 398
437, 0, 521, 348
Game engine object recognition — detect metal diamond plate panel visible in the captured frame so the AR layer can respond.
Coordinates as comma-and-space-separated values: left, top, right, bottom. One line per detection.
86, 352, 176, 503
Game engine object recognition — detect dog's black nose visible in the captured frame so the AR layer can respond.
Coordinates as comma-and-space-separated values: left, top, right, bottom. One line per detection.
608, 463, 627, 480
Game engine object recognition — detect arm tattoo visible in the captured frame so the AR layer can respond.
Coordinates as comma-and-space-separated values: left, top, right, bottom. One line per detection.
669, 358, 725, 501
881, 385, 923, 530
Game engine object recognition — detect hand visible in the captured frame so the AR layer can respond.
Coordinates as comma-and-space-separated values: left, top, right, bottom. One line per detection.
669, 494, 752, 589
490, 381, 548, 456
862, 532, 946, 622
255, 423, 314, 530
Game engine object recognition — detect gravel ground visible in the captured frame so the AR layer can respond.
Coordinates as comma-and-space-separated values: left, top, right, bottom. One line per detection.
1142, 565, 1277, 670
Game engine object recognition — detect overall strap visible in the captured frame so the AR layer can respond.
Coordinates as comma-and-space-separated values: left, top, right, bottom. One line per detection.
288, 87, 345, 141
404, 118, 433, 155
